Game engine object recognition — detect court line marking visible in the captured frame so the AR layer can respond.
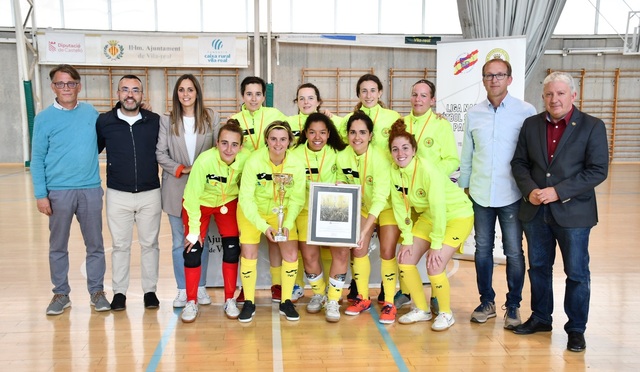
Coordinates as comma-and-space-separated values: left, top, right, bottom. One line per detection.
272, 306, 284, 372
146, 308, 180, 372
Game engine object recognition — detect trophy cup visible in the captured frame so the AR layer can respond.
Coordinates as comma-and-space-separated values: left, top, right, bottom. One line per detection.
272, 173, 294, 242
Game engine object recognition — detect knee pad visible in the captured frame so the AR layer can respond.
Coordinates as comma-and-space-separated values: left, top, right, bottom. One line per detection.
183, 242, 202, 268
222, 237, 240, 263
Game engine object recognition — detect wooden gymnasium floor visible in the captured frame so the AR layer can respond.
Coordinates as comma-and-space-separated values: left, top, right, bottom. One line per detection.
0, 163, 638, 372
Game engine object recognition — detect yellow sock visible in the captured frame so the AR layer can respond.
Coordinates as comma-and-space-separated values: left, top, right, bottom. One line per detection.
308, 272, 326, 296
352, 255, 370, 298
327, 276, 344, 302
295, 251, 305, 287
240, 257, 258, 302
281, 259, 298, 302
270, 266, 282, 286
399, 271, 409, 295
321, 248, 332, 286
429, 271, 450, 314
398, 263, 428, 312
380, 257, 398, 304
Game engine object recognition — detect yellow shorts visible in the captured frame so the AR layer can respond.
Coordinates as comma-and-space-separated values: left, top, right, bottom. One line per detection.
237, 206, 299, 244
413, 214, 474, 253
360, 208, 397, 227
295, 208, 309, 242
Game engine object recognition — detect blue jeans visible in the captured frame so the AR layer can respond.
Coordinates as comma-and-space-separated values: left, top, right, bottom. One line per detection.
472, 198, 525, 308
168, 214, 209, 289
523, 205, 591, 333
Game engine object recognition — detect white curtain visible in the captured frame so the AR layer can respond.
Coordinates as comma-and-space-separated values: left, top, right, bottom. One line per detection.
457, 0, 566, 82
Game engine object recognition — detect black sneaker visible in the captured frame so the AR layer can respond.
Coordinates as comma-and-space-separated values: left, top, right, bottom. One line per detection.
238, 300, 256, 323
144, 292, 160, 309
377, 281, 385, 304
347, 279, 358, 303
279, 299, 300, 321
111, 293, 126, 311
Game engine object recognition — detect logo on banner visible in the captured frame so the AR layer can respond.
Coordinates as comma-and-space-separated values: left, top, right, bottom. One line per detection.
211, 39, 224, 50
453, 50, 478, 75
49, 41, 57, 52
104, 40, 124, 61
486, 48, 510, 62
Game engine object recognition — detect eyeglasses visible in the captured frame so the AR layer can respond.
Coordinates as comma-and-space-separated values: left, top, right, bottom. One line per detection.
52, 81, 79, 89
482, 73, 509, 81
119, 87, 142, 94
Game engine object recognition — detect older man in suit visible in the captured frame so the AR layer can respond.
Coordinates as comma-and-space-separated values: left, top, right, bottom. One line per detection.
510, 71, 609, 352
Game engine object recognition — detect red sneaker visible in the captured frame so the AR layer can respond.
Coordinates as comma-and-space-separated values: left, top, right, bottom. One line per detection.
271, 284, 282, 303
378, 302, 397, 324
236, 287, 245, 305
344, 294, 371, 315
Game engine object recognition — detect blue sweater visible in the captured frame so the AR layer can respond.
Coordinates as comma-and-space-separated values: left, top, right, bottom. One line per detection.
30, 102, 101, 199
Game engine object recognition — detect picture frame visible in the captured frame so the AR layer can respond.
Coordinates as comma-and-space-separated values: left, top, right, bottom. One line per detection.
307, 182, 361, 247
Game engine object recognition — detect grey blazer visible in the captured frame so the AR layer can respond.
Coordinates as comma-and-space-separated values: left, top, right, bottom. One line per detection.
156, 109, 221, 216
511, 106, 609, 227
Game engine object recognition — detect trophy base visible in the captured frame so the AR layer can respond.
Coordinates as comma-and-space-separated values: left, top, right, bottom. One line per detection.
274, 235, 287, 242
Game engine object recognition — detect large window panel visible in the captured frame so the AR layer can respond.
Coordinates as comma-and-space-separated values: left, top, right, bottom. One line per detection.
424, 0, 461, 34
336, 0, 378, 34
380, 0, 422, 34
111, 0, 156, 31
289, 0, 335, 33
554, 0, 596, 34
203, 0, 252, 32
34, 0, 63, 29
157, 0, 201, 32
597, 0, 640, 35
63, 0, 108, 30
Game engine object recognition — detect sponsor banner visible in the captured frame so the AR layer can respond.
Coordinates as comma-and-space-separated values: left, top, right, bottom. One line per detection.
38, 31, 248, 68
42, 33, 86, 63
100, 36, 184, 65
198, 36, 238, 66
436, 37, 527, 260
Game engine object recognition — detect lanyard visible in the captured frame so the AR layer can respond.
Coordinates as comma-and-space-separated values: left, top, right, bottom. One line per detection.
400, 157, 419, 225
410, 110, 433, 145
241, 109, 264, 150
304, 145, 327, 183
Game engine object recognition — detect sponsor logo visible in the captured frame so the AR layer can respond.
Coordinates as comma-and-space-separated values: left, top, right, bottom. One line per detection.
486, 48, 510, 62
103, 40, 124, 61
453, 50, 478, 75
417, 188, 426, 197
211, 39, 224, 50
366, 175, 373, 186
382, 128, 390, 138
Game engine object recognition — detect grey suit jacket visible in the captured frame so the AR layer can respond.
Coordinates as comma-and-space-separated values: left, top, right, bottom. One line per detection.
156, 109, 220, 216
511, 106, 609, 227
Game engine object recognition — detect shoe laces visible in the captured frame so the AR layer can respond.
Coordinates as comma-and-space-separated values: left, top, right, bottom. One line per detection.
381, 304, 395, 315
91, 291, 105, 301
502, 304, 517, 318
50, 293, 67, 304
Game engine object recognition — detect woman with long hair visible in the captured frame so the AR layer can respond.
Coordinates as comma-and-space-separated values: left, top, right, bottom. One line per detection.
394, 79, 460, 311
335, 111, 400, 324
291, 112, 347, 316
388, 119, 473, 331
156, 74, 220, 310
236, 121, 306, 323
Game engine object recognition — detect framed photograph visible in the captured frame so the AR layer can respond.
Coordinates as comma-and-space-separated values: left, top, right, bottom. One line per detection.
307, 182, 361, 247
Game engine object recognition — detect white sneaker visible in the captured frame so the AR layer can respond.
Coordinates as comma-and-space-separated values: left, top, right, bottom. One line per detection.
398, 307, 433, 324
291, 284, 305, 303
431, 312, 455, 331
197, 286, 211, 305
224, 298, 240, 319
306, 294, 326, 314
325, 300, 341, 323
181, 300, 198, 323
173, 289, 187, 308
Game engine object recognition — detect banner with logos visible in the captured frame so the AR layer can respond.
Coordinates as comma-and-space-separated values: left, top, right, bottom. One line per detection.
38, 31, 248, 68
436, 37, 527, 261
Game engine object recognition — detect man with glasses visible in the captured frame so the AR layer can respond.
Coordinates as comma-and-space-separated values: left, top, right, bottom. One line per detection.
31, 64, 110, 315
459, 58, 536, 329
96, 75, 162, 311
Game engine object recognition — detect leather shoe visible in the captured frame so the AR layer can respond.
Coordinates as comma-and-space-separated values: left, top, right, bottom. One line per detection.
567, 332, 586, 352
513, 317, 552, 335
